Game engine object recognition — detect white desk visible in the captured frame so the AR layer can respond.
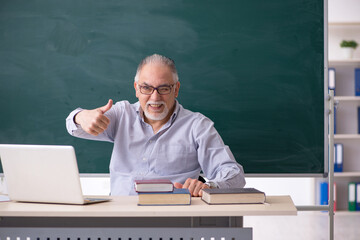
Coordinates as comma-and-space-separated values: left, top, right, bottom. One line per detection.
0, 195, 297, 240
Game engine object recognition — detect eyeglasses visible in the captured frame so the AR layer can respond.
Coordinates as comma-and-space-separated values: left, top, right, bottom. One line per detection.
138, 84, 175, 95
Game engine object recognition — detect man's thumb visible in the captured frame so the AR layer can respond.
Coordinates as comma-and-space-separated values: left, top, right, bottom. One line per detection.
99, 99, 113, 113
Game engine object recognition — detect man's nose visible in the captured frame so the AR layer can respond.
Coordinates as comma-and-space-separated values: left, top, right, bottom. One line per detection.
150, 89, 162, 100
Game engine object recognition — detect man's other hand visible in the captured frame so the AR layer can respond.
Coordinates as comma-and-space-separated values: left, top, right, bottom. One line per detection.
174, 178, 210, 197
74, 99, 113, 136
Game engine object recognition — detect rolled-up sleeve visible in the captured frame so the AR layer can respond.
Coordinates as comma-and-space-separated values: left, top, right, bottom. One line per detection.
193, 116, 246, 188
65, 106, 116, 142
66, 108, 83, 135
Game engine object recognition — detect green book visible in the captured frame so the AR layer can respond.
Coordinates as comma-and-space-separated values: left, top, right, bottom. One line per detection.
348, 182, 356, 211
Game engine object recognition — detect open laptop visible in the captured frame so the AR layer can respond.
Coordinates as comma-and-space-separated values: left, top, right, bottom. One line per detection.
0, 144, 110, 205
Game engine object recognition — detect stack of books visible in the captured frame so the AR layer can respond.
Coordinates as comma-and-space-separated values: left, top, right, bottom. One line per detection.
201, 188, 266, 205
348, 182, 360, 211
135, 179, 191, 206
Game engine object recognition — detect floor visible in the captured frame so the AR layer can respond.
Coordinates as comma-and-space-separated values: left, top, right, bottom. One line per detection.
244, 211, 360, 240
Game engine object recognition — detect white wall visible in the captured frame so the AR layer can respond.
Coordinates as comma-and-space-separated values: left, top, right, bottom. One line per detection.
328, 0, 360, 23
328, 0, 360, 60
245, 177, 316, 205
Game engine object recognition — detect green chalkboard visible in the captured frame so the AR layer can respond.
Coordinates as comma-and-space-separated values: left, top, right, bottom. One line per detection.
0, 0, 324, 174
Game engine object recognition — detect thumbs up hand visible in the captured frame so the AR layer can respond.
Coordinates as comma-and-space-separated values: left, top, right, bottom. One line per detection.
74, 99, 113, 136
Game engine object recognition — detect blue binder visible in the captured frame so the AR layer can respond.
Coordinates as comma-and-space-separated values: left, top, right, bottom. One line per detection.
358, 107, 360, 134
320, 182, 328, 205
334, 143, 343, 172
355, 68, 360, 96
328, 68, 336, 95
328, 68, 336, 134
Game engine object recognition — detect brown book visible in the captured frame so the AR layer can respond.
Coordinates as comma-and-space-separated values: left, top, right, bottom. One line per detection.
201, 188, 266, 204
138, 188, 191, 206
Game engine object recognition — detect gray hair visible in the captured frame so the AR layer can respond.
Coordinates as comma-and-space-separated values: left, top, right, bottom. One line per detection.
134, 54, 179, 83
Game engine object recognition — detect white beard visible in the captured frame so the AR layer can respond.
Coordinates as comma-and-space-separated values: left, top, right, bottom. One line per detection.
144, 101, 169, 121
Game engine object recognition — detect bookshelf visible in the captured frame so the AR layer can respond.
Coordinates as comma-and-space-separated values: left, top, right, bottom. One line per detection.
327, 59, 360, 212
327, 19, 360, 212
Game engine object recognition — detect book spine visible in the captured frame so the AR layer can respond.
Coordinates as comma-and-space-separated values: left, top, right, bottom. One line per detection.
355, 68, 360, 96
349, 182, 356, 211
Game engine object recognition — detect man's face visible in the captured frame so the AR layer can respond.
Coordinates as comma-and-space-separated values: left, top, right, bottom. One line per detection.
134, 63, 180, 122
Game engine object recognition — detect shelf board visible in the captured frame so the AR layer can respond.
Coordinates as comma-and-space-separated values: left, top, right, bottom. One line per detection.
334, 96, 360, 101
332, 211, 360, 215
329, 59, 360, 64
334, 134, 360, 139
334, 172, 360, 177
328, 22, 360, 26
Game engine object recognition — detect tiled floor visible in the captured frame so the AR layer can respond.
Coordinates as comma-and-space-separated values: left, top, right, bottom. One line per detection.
244, 211, 360, 240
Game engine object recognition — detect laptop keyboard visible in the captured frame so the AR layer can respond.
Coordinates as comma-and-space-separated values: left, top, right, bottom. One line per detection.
84, 198, 109, 203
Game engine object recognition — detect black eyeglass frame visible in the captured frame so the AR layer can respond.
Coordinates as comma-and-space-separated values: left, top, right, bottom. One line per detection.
138, 84, 176, 95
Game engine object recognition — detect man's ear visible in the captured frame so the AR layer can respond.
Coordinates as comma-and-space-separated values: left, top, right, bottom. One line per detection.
134, 82, 139, 98
175, 81, 180, 98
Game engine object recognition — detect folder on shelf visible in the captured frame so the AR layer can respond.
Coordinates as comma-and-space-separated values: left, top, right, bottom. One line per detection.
328, 68, 336, 134
348, 182, 357, 211
319, 182, 337, 211
358, 107, 360, 134
334, 143, 343, 172
357, 183, 360, 211
355, 68, 360, 96
328, 68, 336, 95
320, 182, 328, 205
334, 106, 336, 134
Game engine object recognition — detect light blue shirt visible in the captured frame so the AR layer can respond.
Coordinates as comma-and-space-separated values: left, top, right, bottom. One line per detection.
66, 100, 245, 195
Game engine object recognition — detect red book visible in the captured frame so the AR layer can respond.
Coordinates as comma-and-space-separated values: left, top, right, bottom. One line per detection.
134, 179, 174, 192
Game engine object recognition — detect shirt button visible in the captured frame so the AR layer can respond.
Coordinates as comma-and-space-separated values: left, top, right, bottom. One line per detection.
143, 157, 147, 161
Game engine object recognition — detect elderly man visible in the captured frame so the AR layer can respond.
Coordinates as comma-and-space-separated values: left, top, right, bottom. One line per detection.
66, 54, 245, 196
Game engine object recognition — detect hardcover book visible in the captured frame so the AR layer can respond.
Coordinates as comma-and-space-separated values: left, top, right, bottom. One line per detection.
137, 188, 191, 206
201, 188, 266, 205
134, 179, 174, 192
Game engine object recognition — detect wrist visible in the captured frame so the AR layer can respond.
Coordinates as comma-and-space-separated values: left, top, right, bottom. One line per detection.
205, 181, 218, 189
73, 110, 84, 125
